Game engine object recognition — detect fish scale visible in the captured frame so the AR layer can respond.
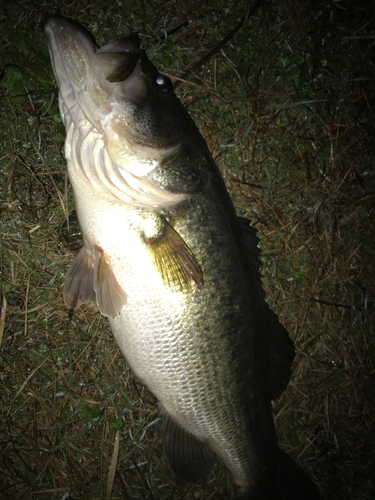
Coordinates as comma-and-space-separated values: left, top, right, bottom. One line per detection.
106, 188, 270, 489
45, 14, 320, 499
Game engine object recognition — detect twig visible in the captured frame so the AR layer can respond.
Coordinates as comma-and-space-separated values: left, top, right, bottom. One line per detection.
107, 431, 120, 500
24, 275, 30, 336
174, 0, 263, 88
310, 297, 361, 311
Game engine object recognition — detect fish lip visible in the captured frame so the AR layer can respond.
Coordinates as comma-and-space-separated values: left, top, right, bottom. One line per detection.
44, 13, 85, 31
44, 14, 99, 103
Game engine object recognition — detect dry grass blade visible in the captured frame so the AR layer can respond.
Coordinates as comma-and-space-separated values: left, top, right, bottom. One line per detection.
0, 295, 7, 346
7, 358, 49, 415
107, 430, 120, 500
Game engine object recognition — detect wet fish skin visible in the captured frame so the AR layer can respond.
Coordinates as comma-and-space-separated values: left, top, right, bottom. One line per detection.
45, 15, 320, 499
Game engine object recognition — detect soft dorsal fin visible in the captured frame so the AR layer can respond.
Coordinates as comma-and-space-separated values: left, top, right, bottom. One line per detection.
160, 407, 215, 483
238, 217, 295, 399
266, 306, 295, 400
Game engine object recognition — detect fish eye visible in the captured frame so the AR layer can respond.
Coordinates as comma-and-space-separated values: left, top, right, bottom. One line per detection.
156, 75, 171, 91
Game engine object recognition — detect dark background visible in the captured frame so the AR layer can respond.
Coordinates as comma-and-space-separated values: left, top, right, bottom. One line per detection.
1, 1, 374, 499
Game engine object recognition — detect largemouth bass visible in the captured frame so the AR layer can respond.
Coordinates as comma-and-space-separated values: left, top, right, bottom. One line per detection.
45, 15, 320, 499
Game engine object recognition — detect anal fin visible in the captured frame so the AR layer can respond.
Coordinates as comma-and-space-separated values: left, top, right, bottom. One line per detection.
160, 407, 215, 483
64, 246, 95, 309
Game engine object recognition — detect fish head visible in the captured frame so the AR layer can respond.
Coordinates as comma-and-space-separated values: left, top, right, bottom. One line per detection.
45, 15, 204, 207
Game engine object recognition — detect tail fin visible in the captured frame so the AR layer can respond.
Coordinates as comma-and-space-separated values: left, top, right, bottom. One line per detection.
237, 449, 320, 500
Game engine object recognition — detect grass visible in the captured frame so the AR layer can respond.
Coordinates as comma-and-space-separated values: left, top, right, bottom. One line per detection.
1, 0, 374, 498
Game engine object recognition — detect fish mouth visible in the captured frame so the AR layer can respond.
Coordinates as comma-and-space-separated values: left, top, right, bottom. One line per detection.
45, 15, 175, 147
44, 15, 151, 109
45, 15, 187, 208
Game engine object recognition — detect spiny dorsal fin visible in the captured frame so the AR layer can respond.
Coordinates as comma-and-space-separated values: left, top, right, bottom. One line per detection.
238, 216, 261, 273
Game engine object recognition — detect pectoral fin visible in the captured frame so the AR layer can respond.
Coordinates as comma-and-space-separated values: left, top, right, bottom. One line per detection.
145, 220, 204, 293
64, 246, 95, 309
94, 250, 127, 318
160, 407, 215, 483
